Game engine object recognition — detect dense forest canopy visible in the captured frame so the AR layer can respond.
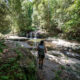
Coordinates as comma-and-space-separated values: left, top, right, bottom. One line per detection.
0, 0, 80, 40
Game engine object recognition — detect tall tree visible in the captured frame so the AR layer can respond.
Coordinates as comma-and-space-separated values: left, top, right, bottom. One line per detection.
0, 0, 10, 34
8, 0, 33, 35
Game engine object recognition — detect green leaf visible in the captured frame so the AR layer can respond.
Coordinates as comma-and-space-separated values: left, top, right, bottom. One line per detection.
0, 76, 9, 80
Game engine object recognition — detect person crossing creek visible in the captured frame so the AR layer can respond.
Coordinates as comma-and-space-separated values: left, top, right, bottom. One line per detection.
37, 40, 47, 69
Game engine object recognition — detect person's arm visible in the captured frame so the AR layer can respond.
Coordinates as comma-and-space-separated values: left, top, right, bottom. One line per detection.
45, 47, 47, 53
44, 45, 47, 53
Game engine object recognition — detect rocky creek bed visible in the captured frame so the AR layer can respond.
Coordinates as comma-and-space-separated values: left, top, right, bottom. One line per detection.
1, 38, 80, 80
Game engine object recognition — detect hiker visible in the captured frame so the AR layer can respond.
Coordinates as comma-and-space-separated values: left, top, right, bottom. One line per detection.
37, 40, 47, 69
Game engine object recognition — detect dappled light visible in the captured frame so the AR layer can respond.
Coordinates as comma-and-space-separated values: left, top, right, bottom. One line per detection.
52, 39, 80, 48
0, 0, 80, 80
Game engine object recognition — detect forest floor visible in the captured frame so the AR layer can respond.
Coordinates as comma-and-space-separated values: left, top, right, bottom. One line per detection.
5, 38, 80, 80
32, 50, 80, 80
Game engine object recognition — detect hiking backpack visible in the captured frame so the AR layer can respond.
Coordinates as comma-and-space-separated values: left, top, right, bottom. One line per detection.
38, 45, 45, 55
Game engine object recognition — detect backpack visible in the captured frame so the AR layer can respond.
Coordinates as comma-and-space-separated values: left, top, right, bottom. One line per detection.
38, 45, 45, 56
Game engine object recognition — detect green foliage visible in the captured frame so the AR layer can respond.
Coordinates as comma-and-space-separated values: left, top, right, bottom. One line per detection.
27, 26, 37, 31
0, 51, 37, 80
0, 40, 37, 80
32, 0, 80, 41
0, 76, 9, 80
0, 1, 11, 34
0, 40, 7, 53
8, 0, 33, 35
59, 65, 66, 70
0, 57, 26, 80
0, 0, 80, 41
26, 62, 37, 80
54, 70, 62, 80
15, 49, 23, 58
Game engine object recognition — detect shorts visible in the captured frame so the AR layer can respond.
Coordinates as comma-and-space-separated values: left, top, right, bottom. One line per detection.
38, 54, 45, 59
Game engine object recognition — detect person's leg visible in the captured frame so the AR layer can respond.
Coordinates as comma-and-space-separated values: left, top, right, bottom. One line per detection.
38, 55, 44, 69
41, 55, 45, 69
39, 58, 41, 69
40, 58, 44, 69
38, 54, 40, 68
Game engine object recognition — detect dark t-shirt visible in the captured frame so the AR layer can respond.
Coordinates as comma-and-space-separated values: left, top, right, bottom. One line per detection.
38, 44, 45, 58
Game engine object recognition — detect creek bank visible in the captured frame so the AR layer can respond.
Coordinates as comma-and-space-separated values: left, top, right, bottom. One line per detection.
2, 38, 80, 80
0, 40, 37, 80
